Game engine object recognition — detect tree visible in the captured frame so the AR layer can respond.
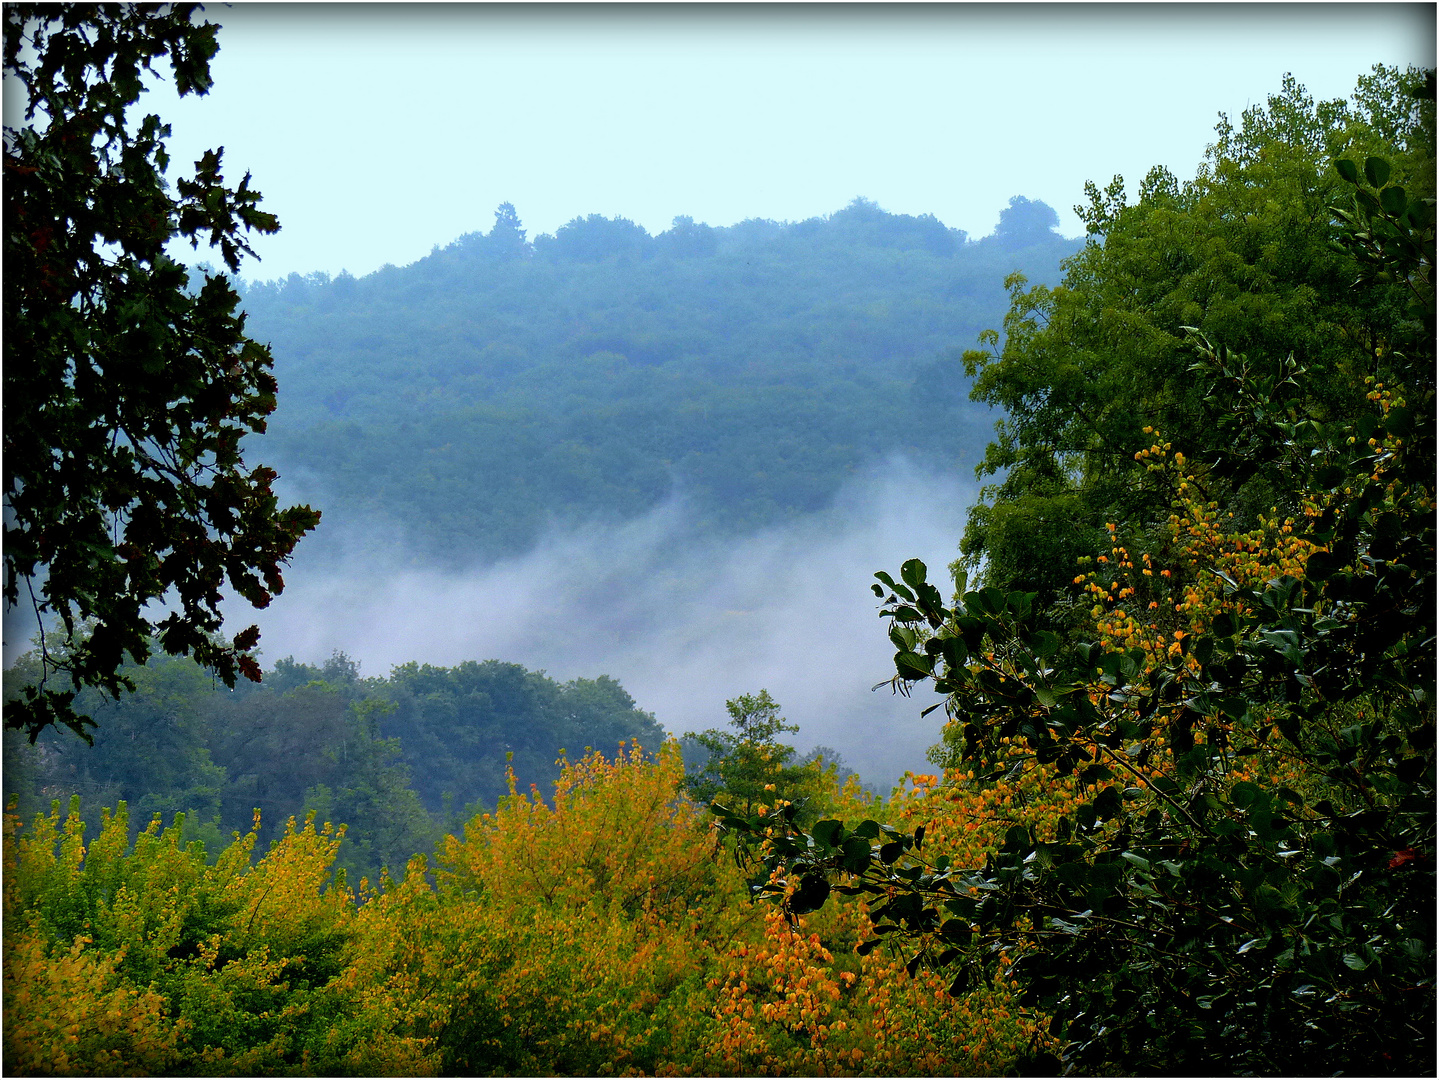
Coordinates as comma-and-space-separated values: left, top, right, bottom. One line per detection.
3, 649, 228, 844
484, 201, 528, 261
683, 690, 817, 818
960, 67, 1433, 612
990, 195, 1060, 248
535, 213, 652, 261
3, 5, 319, 741
382, 660, 667, 816
713, 112, 1435, 1075
655, 214, 718, 258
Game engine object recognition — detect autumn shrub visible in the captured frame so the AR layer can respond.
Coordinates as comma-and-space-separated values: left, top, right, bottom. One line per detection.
4, 921, 181, 1076
332, 743, 751, 1074
6, 739, 1083, 1076
1, 797, 395, 1075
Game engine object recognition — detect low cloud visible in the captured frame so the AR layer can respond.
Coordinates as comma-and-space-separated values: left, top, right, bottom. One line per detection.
239, 458, 976, 789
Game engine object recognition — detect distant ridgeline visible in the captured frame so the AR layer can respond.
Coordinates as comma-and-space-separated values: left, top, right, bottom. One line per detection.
237, 197, 1080, 564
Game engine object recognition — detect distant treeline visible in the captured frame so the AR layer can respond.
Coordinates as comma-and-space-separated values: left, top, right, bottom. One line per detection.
235, 196, 1080, 564
3, 649, 671, 885
4, 648, 862, 887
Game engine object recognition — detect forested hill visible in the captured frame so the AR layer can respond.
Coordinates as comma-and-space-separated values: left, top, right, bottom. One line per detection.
236, 196, 1081, 564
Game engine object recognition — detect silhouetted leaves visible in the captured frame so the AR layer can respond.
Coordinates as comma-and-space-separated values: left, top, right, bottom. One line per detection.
4, 5, 319, 740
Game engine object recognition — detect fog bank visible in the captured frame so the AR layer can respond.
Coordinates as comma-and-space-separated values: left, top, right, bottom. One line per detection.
240, 459, 975, 789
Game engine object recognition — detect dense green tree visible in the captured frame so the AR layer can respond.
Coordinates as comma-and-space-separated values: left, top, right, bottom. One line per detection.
208, 681, 358, 834
682, 690, 826, 819
713, 74, 1435, 1077
483, 201, 529, 262
3, 4, 319, 742
3, 647, 422, 875
3, 650, 227, 848
959, 67, 1433, 612
536, 212, 652, 261
654, 213, 718, 258
382, 660, 669, 815
990, 194, 1061, 249
821, 196, 964, 254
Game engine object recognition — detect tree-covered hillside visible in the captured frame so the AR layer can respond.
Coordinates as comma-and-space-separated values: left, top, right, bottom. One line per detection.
236, 197, 1079, 563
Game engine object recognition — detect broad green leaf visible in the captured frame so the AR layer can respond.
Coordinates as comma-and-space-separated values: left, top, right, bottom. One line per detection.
1230, 780, 1262, 809
900, 558, 928, 588
790, 872, 831, 914
841, 835, 872, 873
846, 816, 880, 845
812, 818, 844, 848
1306, 549, 1343, 581
895, 650, 933, 679
1120, 851, 1151, 873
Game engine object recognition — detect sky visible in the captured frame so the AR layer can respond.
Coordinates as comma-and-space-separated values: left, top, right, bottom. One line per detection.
142, 2, 1437, 283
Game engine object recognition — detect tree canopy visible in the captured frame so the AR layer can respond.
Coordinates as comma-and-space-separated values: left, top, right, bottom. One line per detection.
713, 66, 1436, 1075
682, 690, 825, 820
959, 67, 1433, 613
3, 4, 319, 741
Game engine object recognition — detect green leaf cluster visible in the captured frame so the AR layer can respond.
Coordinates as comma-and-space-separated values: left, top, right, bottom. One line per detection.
959, 66, 1433, 612
3, 5, 319, 742
682, 690, 829, 822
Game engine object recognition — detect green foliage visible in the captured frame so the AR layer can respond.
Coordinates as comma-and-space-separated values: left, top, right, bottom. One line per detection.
992, 195, 1061, 249
235, 198, 1077, 565
960, 66, 1433, 609
383, 660, 669, 816
2, 4, 319, 742
4, 652, 228, 848
715, 86, 1436, 1076
682, 690, 824, 819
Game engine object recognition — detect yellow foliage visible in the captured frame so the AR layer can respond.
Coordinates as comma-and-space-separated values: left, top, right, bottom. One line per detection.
344, 743, 754, 1074
701, 896, 1050, 1076
2, 798, 383, 1075
1080, 432, 1322, 676
3, 921, 182, 1076
4, 742, 1064, 1075
440, 741, 724, 920
1061, 433, 1333, 795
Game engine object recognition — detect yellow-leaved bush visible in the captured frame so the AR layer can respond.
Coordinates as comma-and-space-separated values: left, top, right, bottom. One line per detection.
338, 742, 757, 1075
1, 797, 402, 1075
7, 741, 1063, 1075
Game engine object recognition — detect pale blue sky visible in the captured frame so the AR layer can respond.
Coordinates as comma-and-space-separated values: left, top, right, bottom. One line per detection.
145, 3, 1435, 281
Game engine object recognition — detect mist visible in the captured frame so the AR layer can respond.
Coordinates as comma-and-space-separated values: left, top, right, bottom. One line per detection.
237, 458, 977, 790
